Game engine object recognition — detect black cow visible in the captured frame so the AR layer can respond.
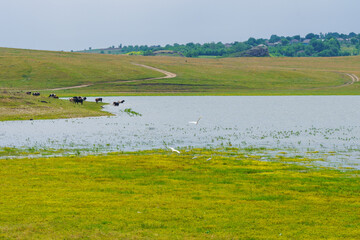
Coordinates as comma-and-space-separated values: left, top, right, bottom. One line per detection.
95, 98, 102, 103
70, 96, 84, 104
113, 100, 125, 106
49, 93, 59, 98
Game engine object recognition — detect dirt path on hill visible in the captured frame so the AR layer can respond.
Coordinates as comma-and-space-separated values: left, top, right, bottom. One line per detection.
340, 73, 359, 87
37, 63, 177, 91
41, 84, 93, 91
32, 65, 357, 92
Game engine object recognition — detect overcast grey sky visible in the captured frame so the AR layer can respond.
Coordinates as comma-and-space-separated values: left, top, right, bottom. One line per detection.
0, 0, 359, 51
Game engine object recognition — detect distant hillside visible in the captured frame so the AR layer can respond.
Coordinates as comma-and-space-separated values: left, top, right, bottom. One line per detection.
78, 32, 360, 58
1, 47, 360, 96
0, 48, 163, 91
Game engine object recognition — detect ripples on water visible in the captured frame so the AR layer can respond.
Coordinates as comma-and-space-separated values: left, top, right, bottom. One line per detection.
1, 96, 360, 168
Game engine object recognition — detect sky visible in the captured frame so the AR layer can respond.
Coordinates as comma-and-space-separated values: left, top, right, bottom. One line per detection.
0, 0, 359, 51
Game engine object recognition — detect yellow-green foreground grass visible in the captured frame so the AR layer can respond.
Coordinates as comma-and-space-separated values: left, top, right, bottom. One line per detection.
1, 149, 359, 239
1, 47, 360, 96
0, 92, 111, 121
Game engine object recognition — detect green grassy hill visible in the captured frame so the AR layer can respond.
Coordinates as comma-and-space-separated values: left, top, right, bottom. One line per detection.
0, 48, 163, 91
1, 47, 360, 96
131, 55, 360, 95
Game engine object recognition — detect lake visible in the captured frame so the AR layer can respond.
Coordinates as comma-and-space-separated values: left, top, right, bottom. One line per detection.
1, 96, 360, 168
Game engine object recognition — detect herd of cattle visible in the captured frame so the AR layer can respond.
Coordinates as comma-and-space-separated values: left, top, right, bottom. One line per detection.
26, 92, 124, 106
26, 91, 41, 96
69, 96, 87, 104
26, 92, 58, 98
95, 98, 125, 106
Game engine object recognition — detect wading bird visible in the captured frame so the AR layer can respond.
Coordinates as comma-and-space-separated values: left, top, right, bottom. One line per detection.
189, 117, 202, 125
169, 147, 180, 154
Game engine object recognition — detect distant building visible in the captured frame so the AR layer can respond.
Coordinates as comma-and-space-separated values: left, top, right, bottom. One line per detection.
290, 39, 299, 44
302, 39, 311, 45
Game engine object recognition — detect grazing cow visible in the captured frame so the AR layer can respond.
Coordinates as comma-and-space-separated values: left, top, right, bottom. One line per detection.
95, 98, 102, 103
70, 96, 84, 104
32, 92, 40, 96
49, 93, 59, 98
113, 100, 125, 106
26, 91, 31, 95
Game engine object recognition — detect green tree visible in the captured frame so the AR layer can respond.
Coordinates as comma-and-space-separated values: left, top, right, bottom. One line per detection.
305, 33, 318, 39
246, 37, 257, 46
293, 35, 301, 40
351, 38, 358, 45
269, 35, 281, 43
310, 39, 325, 52
305, 45, 314, 55
281, 39, 289, 46
349, 32, 357, 38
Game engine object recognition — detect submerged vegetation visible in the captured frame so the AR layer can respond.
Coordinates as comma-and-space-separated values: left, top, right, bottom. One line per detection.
0, 148, 359, 239
122, 108, 142, 117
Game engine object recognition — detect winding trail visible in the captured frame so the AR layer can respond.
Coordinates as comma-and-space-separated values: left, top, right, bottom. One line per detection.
131, 63, 177, 79
33, 64, 358, 92
341, 73, 359, 87
38, 63, 177, 91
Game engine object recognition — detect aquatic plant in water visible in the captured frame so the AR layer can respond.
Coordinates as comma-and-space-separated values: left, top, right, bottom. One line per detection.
122, 108, 142, 117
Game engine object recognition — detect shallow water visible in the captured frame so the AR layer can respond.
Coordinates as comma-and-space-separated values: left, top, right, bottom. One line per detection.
1, 96, 360, 168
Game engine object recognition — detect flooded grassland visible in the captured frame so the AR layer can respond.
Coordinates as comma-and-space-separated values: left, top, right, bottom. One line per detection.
2, 96, 360, 169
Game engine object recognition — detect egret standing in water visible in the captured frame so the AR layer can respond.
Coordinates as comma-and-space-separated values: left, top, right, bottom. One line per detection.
189, 117, 202, 125
169, 147, 180, 154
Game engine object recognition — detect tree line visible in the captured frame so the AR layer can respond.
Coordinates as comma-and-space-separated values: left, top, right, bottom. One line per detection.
81, 32, 360, 57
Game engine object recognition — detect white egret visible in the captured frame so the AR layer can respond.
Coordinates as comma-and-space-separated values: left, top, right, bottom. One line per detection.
189, 117, 202, 125
206, 158, 212, 161
169, 147, 180, 154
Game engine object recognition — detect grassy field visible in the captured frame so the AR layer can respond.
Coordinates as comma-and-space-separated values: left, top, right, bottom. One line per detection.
0, 149, 359, 239
0, 48, 163, 91
129, 55, 360, 95
0, 91, 111, 121
1, 47, 360, 96
2, 48, 360, 239
1, 47, 360, 120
